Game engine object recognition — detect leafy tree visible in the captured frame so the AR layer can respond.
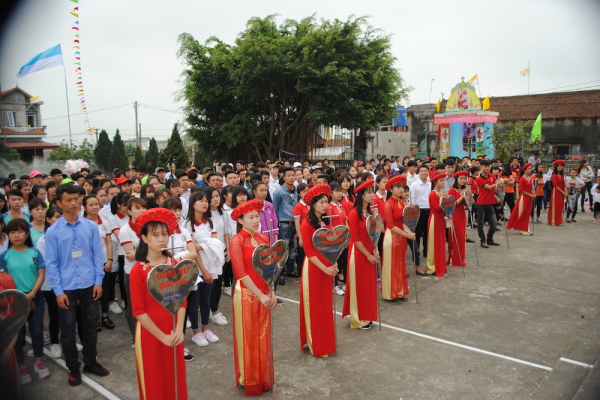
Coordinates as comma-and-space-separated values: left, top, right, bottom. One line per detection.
177, 15, 406, 161
491, 121, 543, 161
47, 139, 94, 162
109, 130, 129, 172
94, 130, 112, 171
0, 142, 21, 162
158, 123, 189, 169
125, 144, 136, 158
145, 137, 159, 172
133, 146, 145, 168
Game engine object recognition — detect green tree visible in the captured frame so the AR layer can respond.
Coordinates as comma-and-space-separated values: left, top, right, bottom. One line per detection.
0, 142, 21, 162
94, 130, 112, 171
177, 15, 406, 161
133, 146, 145, 168
74, 138, 95, 162
47, 140, 77, 161
145, 137, 159, 173
109, 130, 129, 172
491, 121, 543, 161
125, 144, 136, 158
158, 123, 189, 169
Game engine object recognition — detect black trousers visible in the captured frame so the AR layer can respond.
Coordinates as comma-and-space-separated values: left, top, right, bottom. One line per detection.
476, 204, 498, 244
412, 208, 430, 267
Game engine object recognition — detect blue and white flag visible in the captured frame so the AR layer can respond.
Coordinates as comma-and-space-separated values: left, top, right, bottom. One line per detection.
16, 44, 64, 78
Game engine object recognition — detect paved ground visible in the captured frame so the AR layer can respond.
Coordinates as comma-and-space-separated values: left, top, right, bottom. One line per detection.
18, 209, 600, 400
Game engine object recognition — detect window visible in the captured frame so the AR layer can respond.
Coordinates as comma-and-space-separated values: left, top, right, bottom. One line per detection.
552, 144, 570, 159
3, 111, 17, 127
27, 113, 36, 127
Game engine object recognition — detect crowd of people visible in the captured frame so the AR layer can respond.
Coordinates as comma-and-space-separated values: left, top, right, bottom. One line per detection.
0, 151, 599, 398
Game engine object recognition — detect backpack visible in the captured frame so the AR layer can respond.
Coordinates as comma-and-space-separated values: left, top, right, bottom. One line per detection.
544, 179, 553, 192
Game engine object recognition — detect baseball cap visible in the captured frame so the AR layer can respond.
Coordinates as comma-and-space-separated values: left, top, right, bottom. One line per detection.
116, 177, 132, 186
155, 167, 166, 173
202, 167, 213, 173
357, 161, 364, 166
293, 162, 302, 168
29, 170, 42, 179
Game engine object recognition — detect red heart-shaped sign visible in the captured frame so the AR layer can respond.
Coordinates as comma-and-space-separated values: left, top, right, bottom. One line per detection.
251, 240, 289, 288
440, 195, 456, 217
0, 290, 30, 355
366, 214, 383, 247
403, 204, 420, 233
496, 183, 506, 200
147, 260, 200, 315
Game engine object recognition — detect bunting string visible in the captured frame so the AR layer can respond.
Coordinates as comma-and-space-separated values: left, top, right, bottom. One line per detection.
69, 0, 95, 136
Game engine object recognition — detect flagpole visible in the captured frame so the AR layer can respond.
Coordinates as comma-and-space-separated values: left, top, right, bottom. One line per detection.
60, 44, 73, 145
528, 61, 530, 95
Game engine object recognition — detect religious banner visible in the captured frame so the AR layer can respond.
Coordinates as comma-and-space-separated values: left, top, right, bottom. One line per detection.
440, 124, 450, 161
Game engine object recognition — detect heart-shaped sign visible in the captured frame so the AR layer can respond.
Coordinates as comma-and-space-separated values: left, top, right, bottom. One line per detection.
403, 204, 420, 233
312, 225, 351, 265
464, 190, 474, 211
440, 195, 456, 218
0, 290, 30, 355
366, 214, 383, 247
252, 240, 289, 288
496, 183, 506, 200
147, 260, 200, 315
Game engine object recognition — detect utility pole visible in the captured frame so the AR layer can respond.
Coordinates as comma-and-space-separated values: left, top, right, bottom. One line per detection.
428, 79, 435, 104
95, 128, 99, 144
134, 101, 138, 147
139, 123, 142, 148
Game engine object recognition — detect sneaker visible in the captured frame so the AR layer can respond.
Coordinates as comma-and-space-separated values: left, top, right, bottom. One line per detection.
68, 368, 82, 386
43, 331, 50, 344
34, 360, 51, 378
360, 322, 373, 330
76, 343, 83, 352
210, 311, 228, 326
202, 329, 219, 343
131, 339, 135, 348
20, 366, 32, 384
83, 361, 109, 376
119, 300, 126, 310
186, 319, 192, 329
223, 287, 232, 297
334, 285, 345, 296
277, 276, 286, 286
377, 278, 381, 288
192, 332, 209, 347
24, 347, 34, 357
109, 302, 123, 314
184, 348, 194, 362
50, 344, 62, 359
276, 298, 283, 304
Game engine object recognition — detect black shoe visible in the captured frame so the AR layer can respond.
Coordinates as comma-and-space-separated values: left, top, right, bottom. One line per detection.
184, 352, 194, 362
68, 368, 82, 386
83, 361, 109, 377
360, 322, 373, 330
286, 272, 300, 278
466, 238, 474, 243
276, 298, 283, 304
277, 276, 286, 286
494, 228, 501, 232
386, 298, 404, 303
416, 271, 428, 276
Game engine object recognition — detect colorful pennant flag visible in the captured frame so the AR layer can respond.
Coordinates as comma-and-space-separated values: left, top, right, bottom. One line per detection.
16, 44, 64, 78
531, 113, 542, 140
30, 95, 40, 102
520, 67, 530, 76
482, 96, 490, 111
468, 74, 478, 85
436, 98, 441, 112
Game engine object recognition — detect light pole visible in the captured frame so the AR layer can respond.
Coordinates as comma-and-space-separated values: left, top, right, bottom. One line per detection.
428, 79, 435, 104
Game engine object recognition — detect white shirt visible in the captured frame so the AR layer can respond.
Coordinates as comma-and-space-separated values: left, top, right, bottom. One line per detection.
172, 226, 193, 258
119, 222, 139, 274
409, 178, 432, 209
579, 166, 594, 182
406, 171, 419, 186
36, 235, 51, 291
209, 209, 230, 245
268, 176, 280, 199
108, 213, 129, 256
93, 217, 111, 262
183, 219, 217, 276
222, 204, 236, 239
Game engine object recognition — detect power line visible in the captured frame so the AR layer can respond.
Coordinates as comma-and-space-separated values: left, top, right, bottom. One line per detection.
138, 103, 184, 114
44, 102, 134, 120
529, 80, 600, 94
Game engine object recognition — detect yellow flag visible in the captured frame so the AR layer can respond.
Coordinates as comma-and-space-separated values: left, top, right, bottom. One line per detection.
482, 96, 490, 110
30, 95, 40, 102
326, 126, 330, 140
468, 74, 478, 85
520, 67, 530, 76
436, 99, 441, 112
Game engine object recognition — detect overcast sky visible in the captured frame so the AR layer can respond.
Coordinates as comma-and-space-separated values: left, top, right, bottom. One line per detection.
1, 0, 599, 145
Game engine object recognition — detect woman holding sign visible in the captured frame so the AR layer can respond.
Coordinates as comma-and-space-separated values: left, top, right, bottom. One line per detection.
427, 173, 448, 277
229, 199, 277, 396
448, 171, 468, 267
382, 175, 415, 302
507, 163, 535, 235
299, 184, 338, 357
130, 208, 187, 400
548, 160, 566, 226
342, 180, 380, 330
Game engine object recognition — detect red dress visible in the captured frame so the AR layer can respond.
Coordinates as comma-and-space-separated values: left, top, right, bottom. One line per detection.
342, 208, 378, 328
230, 229, 273, 396
507, 176, 534, 232
426, 191, 447, 277
548, 174, 565, 226
327, 201, 347, 227
381, 197, 409, 300
341, 194, 354, 217
299, 219, 336, 357
448, 188, 467, 267
130, 259, 188, 400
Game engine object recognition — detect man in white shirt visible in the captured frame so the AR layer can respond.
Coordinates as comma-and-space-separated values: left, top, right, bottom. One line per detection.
409, 165, 431, 274
406, 160, 419, 186
268, 164, 281, 199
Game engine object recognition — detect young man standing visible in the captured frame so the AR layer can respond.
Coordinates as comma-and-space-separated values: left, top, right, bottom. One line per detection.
475, 160, 504, 248
45, 184, 109, 386
155, 167, 167, 184
268, 164, 281, 198
272, 168, 298, 285
443, 160, 456, 191
409, 166, 431, 275
3, 189, 30, 224
406, 160, 419, 186
50, 169, 64, 184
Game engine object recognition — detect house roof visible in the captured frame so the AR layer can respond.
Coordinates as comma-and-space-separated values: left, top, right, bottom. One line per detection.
6, 141, 59, 150
1, 86, 34, 99
489, 90, 600, 122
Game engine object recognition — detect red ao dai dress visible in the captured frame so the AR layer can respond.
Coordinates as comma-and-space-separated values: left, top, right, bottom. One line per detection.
381, 197, 409, 300
426, 191, 447, 277
507, 176, 534, 233
448, 188, 467, 267
548, 174, 566, 226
